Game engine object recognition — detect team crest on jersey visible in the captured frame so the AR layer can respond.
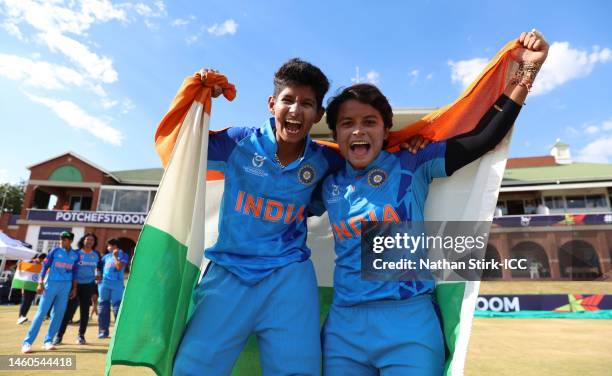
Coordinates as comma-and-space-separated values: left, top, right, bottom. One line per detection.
367, 168, 387, 188
252, 153, 266, 168
298, 164, 316, 185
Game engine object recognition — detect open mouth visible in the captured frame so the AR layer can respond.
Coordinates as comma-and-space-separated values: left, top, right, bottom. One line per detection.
350, 140, 371, 156
284, 119, 302, 135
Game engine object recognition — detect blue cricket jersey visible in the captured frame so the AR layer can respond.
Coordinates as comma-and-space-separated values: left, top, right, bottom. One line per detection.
317, 142, 447, 306
40, 247, 79, 282
205, 118, 344, 284
101, 250, 130, 283
75, 249, 101, 284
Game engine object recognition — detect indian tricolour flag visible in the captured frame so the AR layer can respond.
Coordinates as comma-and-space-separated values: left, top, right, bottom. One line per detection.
105, 72, 235, 376
11, 261, 42, 292
107, 40, 521, 376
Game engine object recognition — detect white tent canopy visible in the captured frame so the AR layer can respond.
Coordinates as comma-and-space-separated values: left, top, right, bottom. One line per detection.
0, 232, 37, 273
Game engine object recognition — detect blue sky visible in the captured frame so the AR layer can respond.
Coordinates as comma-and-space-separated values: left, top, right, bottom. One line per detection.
1, 0, 611, 183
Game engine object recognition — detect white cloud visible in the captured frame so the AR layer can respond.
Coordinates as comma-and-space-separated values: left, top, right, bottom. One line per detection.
186, 35, 199, 45
602, 118, 612, 131
448, 41, 612, 95
0, 0, 127, 36
0, 53, 85, 89
576, 137, 612, 163
448, 57, 488, 88
172, 15, 194, 27
564, 126, 579, 137
133, 1, 166, 18
366, 70, 380, 85
121, 98, 135, 114
584, 125, 599, 135
101, 98, 119, 109
531, 42, 612, 96
409, 69, 419, 85
2, 20, 25, 40
24, 92, 123, 146
38, 31, 117, 83
207, 19, 237, 36
426, 73, 433, 80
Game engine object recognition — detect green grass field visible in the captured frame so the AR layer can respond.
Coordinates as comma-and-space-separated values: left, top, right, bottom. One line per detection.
1, 281, 610, 375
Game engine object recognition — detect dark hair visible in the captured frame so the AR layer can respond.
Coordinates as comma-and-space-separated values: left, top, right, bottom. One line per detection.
38, 253, 47, 261
273, 58, 329, 110
78, 233, 98, 250
326, 83, 393, 132
107, 238, 120, 247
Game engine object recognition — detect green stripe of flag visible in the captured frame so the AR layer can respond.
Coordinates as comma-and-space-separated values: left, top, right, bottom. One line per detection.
11, 279, 38, 292
436, 282, 467, 376
106, 224, 200, 376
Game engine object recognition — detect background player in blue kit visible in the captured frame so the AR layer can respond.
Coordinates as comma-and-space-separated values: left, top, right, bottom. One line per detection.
98, 238, 129, 339
313, 31, 549, 375
55, 233, 101, 345
21, 231, 78, 354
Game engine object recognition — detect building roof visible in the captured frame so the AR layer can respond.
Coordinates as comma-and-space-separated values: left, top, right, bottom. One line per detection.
502, 162, 612, 186
110, 168, 163, 185
26, 151, 121, 182
107, 159, 612, 188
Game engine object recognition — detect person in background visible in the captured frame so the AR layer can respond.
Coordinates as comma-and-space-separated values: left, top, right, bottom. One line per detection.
98, 238, 129, 339
54, 233, 101, 345
16, 253, 45, 325
21, 232, 78, 353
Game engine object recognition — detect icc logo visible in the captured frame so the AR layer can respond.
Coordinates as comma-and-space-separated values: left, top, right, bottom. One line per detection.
332, 184, 340, 196
252, 153, 267, 168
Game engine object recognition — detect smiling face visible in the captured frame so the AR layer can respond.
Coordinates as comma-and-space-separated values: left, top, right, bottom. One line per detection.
268, 85, 323, 148
334, 99, 389, 170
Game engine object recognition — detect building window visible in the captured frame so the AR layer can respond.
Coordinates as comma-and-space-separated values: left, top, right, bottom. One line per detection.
37, 240, 60, 253
98, 187, 156, 213
566, 195, 586, 209
115, 190, 149, 213
585, 194, 606, 208
544, 196, 565, 209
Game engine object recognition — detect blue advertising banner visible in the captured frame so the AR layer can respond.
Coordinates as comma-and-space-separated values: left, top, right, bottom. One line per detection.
476, 294, 612, 312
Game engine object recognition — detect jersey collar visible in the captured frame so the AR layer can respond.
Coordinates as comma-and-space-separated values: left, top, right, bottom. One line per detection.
261, 117, 314, 170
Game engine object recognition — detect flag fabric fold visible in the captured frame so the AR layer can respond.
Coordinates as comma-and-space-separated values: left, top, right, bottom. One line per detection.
106, 71, 235, 376
108, 40, 520, 376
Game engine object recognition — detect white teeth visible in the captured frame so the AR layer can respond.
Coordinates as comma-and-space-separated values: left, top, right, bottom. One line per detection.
350, 140, 369, 146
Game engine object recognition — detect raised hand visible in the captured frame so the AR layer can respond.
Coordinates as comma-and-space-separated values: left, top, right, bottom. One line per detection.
198, 68, 223, 97
511, 29, 549, 64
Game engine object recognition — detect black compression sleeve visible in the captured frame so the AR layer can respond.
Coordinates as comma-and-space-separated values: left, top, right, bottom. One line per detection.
445, 95, 522, 175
